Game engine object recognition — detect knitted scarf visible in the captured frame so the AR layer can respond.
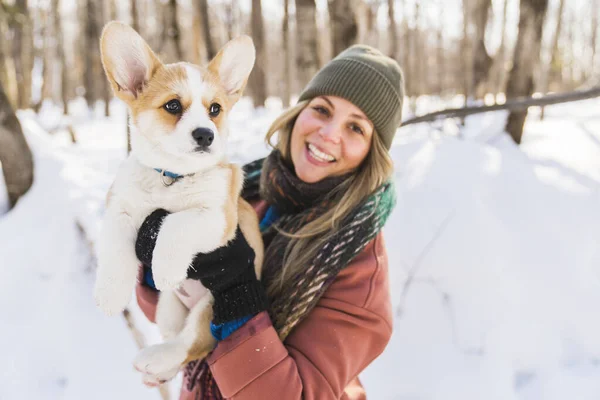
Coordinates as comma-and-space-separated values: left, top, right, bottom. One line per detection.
258, 150, 396, 338
187, 150, 396, 398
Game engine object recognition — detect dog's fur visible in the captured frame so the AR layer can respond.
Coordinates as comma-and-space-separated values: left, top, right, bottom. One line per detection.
93, 21, 263, 386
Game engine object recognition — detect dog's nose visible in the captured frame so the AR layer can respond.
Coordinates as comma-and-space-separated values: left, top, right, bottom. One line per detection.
191, 128, 214, 147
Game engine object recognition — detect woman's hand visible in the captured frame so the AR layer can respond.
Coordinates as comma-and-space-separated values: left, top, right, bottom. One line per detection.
135, 208, 170, 269
187, 226, 268, 326
135, 209, 268, 328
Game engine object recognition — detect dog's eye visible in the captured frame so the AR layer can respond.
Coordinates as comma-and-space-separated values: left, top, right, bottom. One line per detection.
163, 99, 182, 114
209, 103, 221, 117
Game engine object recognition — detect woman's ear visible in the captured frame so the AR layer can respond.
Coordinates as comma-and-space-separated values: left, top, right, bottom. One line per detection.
207, 35, 256, 104
100, 21, 163, 103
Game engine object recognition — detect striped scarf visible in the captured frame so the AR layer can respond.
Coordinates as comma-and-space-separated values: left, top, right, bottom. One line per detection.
257, 150, 396, 339
190, 150, 396, 398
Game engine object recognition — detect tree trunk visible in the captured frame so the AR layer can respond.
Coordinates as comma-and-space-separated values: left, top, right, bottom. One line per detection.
74, 0, 86, 101
295, 0, 320, 89
494, 0, 509, 102
282, 0, 291, 107
328, 0, 358, 57
472, 0, 493, 97
387, 0, 398, 60
100, 0, 111, 116
591, 0, 598, 74
567, 7, 576, 88
0, 82, 34, 209
249, 0, 267, 107
462, 0, 473, 107
505, 0, 549, 144
548, 0, 565, 86
436, 0, 444, 94
168, 0, 183, 60
131, 0, 139, 32
11, 0, 33, 109
83, 0, 101, 109
192, 5, 204, 64
0, 8, 14, 106
40, 8, 53, 105
196, 0, 216, 61
158, 0, 182, 63
52, 0, 69, 115
361, 2, 380, 48
540, 0, 565, 119
53, 0, 69, 115
413, 1, 425, 96
401, 3, 411, 100
223, 0, 239, 41
108, 0, 117, 21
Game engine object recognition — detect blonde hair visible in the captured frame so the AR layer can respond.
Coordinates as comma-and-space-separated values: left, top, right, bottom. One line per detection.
263, 100, 394, 298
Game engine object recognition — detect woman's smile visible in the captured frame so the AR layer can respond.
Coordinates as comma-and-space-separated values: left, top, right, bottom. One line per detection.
305, 142, 336, 164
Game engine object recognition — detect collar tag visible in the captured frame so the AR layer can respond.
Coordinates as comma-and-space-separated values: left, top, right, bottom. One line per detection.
154, 168, 183, 187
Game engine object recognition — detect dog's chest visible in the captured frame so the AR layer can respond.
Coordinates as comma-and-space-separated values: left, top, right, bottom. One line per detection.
112, 158, 231, 222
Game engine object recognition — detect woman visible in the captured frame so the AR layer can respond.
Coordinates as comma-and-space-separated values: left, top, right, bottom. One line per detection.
135, 44, 404, 399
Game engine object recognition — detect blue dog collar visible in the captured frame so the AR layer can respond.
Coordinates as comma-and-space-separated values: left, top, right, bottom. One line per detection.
154, 168, 185, 186
153, 168, 183, 179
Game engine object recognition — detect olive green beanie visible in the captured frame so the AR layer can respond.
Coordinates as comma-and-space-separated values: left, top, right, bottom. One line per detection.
298, 44, 405, 149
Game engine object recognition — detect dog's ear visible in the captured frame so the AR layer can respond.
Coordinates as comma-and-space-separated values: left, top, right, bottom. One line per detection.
100, 21, 162, 103
208, 35, 256, 104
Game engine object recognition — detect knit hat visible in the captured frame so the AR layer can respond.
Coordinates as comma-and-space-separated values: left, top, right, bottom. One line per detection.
298, 44, 404, 149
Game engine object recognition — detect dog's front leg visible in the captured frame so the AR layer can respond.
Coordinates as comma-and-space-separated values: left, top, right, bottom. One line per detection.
152, 209, 226, 291
156, 290, 189, 340
134, 293, 216, 385
94, 206, 140, 316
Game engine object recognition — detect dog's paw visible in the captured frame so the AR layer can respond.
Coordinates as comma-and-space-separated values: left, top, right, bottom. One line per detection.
141, 373, 166, 387
152, 237, 193, 291
133, 341, 187, 384
93, 276, 132, 316
151, 255, 190, 291
192, 216, 228, 254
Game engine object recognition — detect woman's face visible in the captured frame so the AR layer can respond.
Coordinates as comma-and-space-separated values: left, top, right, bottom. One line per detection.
290, 96, 374, 183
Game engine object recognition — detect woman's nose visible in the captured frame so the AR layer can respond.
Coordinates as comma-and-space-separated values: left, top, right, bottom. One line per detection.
318, 122, 341, 144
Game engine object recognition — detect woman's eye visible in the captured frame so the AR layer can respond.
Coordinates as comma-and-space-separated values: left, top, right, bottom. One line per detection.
209, 103, 221, 117
350, 123, 364, 135
312, 106, 329, 116
163, 99, 182, 114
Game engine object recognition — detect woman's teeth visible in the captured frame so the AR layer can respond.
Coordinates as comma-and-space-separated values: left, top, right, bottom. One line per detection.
308, 143, 335, 162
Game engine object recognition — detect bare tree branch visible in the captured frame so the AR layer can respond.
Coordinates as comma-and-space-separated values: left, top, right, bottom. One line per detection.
401, 86, 600, 127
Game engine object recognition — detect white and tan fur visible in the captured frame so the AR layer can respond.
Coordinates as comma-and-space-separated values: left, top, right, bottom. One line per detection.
93, 21, 263, 386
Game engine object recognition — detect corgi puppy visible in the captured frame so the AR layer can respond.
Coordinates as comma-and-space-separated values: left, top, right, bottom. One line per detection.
93, 21, 263, 386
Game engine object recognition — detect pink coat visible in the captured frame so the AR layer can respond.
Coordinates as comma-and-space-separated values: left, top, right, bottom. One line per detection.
135, 201, 393, 399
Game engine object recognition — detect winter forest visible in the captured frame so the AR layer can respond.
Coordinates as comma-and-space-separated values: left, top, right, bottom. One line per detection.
1, 0, 600, 399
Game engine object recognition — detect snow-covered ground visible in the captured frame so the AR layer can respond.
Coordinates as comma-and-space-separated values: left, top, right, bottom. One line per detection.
0, 103, 161, 399
1, 96, 599, 399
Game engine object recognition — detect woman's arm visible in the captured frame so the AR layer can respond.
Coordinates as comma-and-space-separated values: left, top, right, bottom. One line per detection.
207, 233, 393, 399
135, 268, 159, 322
134, 207, 268, 327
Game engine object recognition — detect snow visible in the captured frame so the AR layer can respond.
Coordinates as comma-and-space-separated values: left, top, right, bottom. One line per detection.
0, 108, 160, 399
1, 96, 599, 399
362, 100, 600, 400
